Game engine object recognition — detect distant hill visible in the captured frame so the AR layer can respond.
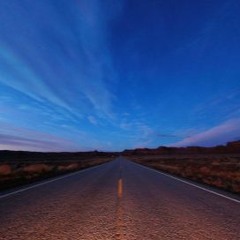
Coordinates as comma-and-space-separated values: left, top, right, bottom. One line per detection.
1, 140, 240, 162
122, 140, 240, 156
0, 150, 119, 164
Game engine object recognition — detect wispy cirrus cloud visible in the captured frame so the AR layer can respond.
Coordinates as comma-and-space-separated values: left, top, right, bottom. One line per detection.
87, 116, 98, 126
0, 0, 125, 152
0, 0, 239, 152
0, 119, 114, 152
192, 90, 240, 119
118, 118, 157, 148
0, 0, 121, 120
173, 118, 240, 147
0, 126, 80, 152
0, 133, 76, 152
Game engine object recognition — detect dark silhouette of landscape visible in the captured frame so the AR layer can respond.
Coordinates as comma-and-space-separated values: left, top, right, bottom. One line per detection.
0, 140, 239, 193
0, 151, 118, 191
123, 140, 240, 194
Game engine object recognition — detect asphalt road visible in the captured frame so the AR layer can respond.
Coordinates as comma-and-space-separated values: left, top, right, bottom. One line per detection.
0, 158, 240, 240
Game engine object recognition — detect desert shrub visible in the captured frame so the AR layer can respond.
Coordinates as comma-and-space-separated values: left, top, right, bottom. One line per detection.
130, 155, 240, 194
23, 164, 54, 174
0, 164, 12, 175
57, 163, 80, 171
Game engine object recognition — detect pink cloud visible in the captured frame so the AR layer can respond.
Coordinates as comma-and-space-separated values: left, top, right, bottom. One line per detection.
0, 123, 81, 152
172, 119, 240, 147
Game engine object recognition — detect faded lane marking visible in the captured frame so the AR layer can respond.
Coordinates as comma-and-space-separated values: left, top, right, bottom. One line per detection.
118, 178, 123, 198
116, 178, 123, 239
116, 161, 124, 239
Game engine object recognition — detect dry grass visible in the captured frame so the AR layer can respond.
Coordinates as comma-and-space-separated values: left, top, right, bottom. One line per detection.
129, 155, 240, 194
0, 157, 113, 191
23, 164, 54, 174
0, 164, 12, 175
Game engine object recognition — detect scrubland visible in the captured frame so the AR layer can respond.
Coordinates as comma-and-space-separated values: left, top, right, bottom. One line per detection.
128, 155, 240, 194
0, 151, 116, 191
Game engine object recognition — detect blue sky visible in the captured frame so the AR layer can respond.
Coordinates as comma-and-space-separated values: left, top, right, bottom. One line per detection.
0, 0, 240, 151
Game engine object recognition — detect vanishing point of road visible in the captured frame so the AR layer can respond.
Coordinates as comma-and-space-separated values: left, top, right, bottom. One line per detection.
0, 158, 240, 240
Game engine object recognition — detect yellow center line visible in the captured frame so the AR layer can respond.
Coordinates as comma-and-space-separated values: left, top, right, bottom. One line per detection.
116, 161, 124, 239
118, 178, 123, 198
116, 175, 123, 239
